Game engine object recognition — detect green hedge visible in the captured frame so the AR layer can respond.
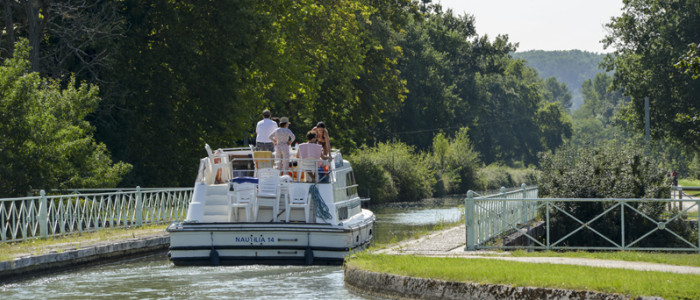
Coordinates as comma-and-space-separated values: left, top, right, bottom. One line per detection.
349, 142, 434, 203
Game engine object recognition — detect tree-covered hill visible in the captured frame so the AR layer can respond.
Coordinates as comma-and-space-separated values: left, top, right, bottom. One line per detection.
512, 50, 606, 110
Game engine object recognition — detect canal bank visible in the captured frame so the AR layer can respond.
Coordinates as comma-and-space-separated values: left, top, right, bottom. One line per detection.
345, 224, 699, 299
344, 265, 664, 300
0, 229, 169, 282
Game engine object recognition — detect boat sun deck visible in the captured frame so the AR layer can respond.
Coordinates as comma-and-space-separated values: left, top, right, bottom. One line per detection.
184, 144, 367, 225
167, 144, 375, 265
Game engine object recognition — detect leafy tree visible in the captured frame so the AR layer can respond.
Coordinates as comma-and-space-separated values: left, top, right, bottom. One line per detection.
542, 77, 572, 110
1, 0, 124, 84
267, 0, 405, 150
95, 0, 408, 187
512, 50, 606, 109
429, 128, 480, 195
570, 73, 630, 146
675, 42, 700, 79
602, 0, 700, 151
381, 8, 463, 149
471, 59, 572, 165
0, 39, 130, 197
538, 142, 694, 248
98, 0, 281, 186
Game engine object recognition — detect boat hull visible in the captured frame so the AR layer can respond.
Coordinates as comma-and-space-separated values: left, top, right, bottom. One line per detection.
167, 210, 374, 266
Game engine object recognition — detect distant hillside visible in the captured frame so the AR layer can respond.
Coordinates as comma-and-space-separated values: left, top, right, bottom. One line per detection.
512, 50, 607, 110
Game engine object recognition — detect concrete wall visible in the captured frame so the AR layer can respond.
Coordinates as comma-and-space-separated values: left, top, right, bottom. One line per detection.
0, 234, 169, 282
344, 265, 662, 300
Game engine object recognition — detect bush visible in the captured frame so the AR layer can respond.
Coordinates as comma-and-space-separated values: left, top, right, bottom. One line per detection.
477, 163, 537, 192
428, 128, 480, 196
348, 153, 396, 202
537, 142, 695, 248
348, 142, 434, 203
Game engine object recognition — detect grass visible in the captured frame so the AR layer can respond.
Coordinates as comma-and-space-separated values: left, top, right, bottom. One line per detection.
0, 224, 168, 262
679, 179, 700, 197
347, 253, 700, 300
505, 250, 700, 267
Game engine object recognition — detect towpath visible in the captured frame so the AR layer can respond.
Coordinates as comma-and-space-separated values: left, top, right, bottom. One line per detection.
0, 227, 169, 281
374, 224, 700, 275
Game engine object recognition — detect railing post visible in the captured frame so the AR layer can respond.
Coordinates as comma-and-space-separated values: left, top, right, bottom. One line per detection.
545, 199, 550, 250
465, 190, 476, 251
39, 190, 48, 239
136, 186, 143, 227
621, 199, 626, 250
500, 186, 506, 234
521, 183, 527, 224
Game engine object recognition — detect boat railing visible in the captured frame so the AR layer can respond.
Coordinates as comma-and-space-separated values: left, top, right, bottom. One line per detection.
334, 184, 359, 198
199, 146, 344, 184
225, 156, 334, 183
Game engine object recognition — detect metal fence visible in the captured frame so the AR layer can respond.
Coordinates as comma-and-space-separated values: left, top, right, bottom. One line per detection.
1, 187, 193, 242
465, 184, 538, 250
465, 185, 700, 252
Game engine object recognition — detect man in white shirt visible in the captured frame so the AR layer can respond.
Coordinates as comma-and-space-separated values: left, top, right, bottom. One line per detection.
255, 109, 277, 152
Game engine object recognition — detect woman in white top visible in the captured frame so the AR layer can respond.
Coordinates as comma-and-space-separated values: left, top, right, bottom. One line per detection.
269, 117, 295, 175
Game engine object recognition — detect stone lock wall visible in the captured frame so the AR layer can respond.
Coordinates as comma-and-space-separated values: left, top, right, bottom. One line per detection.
343, 265, 662, 300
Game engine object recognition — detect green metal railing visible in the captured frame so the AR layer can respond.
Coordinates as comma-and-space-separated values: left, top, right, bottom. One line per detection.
465, 185, 700, 252
465, 184, 538, 250
1, 187, 192, 242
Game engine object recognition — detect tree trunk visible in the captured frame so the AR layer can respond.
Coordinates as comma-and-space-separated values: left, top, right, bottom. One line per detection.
23, 0, 41, 71
3, 0, 14, 56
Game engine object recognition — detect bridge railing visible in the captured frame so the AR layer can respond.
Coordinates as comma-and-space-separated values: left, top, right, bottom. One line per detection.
1, 187, 193, 243
465, 184, 538, 250
465, 186, 700, 252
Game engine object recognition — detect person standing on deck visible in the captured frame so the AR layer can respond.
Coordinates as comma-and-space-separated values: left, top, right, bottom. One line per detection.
312, 121, 331, 157
269, 117, 295, 174
255, 109, 277, 152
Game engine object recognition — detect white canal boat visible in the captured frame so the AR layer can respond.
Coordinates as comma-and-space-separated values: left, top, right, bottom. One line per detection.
167, 145, 375, 265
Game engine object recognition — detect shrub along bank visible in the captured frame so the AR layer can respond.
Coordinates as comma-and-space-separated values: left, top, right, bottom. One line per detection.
349, 128, 484, 203
349, 128, 537, 204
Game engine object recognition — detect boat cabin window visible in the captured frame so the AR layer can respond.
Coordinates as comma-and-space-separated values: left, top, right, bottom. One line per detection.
230, 154, 254, 177
345, 171, 357, 197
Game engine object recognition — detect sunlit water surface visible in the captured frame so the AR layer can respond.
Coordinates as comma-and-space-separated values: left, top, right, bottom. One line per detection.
0, 196, 464, 299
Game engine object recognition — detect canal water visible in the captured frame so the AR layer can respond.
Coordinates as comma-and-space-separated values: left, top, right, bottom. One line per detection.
0, 196, 464, 299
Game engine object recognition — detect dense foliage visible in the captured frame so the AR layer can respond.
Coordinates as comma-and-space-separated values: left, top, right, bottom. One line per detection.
0, 1, 575, 191
0, 40, 131, 197
570, 73, 630, 147
476, 164, 537, 192
538, 142, 694, 247
603, 0, 700, 151
349, 127, 483, 203
427, 128, 480, 196
348, 142, 434, 203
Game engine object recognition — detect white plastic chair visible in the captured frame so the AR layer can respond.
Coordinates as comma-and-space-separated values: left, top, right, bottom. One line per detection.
298, 158, 318, 182
286, 184, 310, 223
255, 168, 281, 222
229, 183, 255, 222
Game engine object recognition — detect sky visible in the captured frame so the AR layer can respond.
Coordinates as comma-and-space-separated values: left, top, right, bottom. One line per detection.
437, 0, 624, 53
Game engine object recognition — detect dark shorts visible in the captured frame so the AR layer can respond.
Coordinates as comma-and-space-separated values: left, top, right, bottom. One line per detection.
256, 142, 274, 152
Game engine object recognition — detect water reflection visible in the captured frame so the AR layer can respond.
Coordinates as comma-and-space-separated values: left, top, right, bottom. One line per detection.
372, 195, 464, 244
0, 196, 465, 299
